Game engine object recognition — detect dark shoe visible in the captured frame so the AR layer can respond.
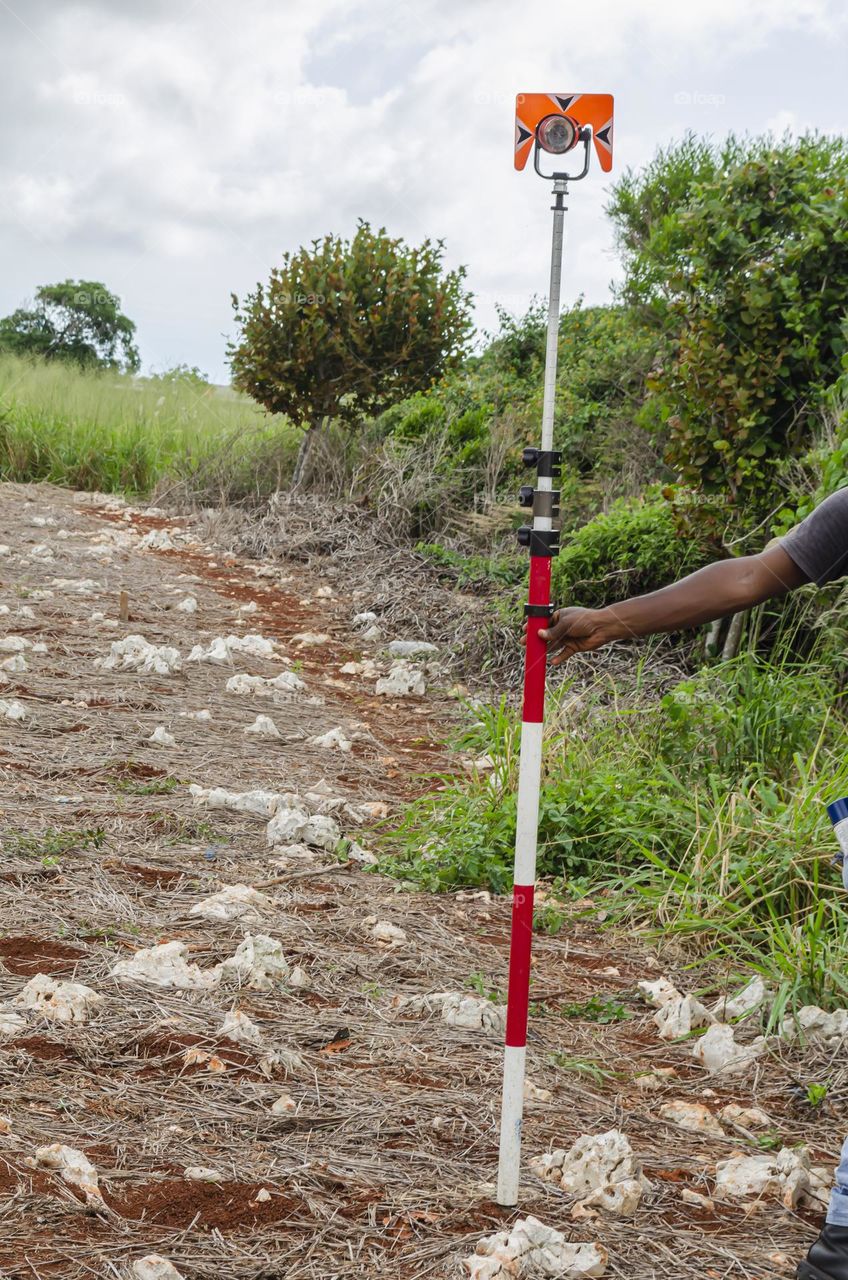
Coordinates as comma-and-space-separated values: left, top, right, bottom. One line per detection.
798, 1224, 848, 1279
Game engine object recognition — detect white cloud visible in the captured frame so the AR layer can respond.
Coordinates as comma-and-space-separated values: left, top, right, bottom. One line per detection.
0, 0, 846, 379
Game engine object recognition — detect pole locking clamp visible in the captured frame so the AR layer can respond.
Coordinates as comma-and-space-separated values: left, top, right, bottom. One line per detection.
522, 447, 562, 478
517, 527, 561, 557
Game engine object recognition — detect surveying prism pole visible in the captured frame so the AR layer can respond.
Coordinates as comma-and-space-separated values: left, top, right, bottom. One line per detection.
497, 93, 613, 1207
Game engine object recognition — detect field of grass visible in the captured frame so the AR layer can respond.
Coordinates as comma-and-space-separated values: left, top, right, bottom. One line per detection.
0, 354, 297, 500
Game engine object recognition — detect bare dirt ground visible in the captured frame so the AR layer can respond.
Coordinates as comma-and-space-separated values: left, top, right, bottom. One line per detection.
0, 482, 838, 1279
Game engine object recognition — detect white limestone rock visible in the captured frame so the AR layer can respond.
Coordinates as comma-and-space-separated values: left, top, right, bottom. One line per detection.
0, 654, 27, 672
28, 543, 54, 561
309, 726, 353, 753
0, 699, 27, 722
111, 941, 215, 990
341, 659, 378, 676
387, 639, 439, 658
780, 1005, 848, 1048
138, 529, 178, 551
149, 725, 175, 747
189, 784, 285, 818
132, 1258, 185, 1280
375, 661, 425, 697
220, 1008, 264, 1046
271, 1093, 296, 1114
579, 1179, 645, 1217
266, 807, 341, 852
370, 920, 407, 947
659, 1100, 724, 1137
100, 635, 182, 675
712, 975, 767, 1021
653, 994, 715, 1040
188, 634, 276, 663
51, 577, 101, 595
184, 1166, 223, 1182
530, 1130, 648, 1217
244, 714, 281, 738
680, 1188, 714, 1211
353, 611, 377, 626
638, 977, 682, 1008
226, 671, 305, 698
719, 1103, 772, 1132
346, 840, 378, 865
176, 595, 198, 613
35, 1144, 101, 1199
13, 975, 103, 1025
217, 933, 290, 991
524, 1079, 553, 1103
691, 1023, 766, 1075
715, 1147, 822, 1209
190, 884, 272, 924
463, 1215, 607, 1278
441, 992, 506, 1036
399, 990, 505, 1035
0, 635, 31, 653
0, 1009, 28, 1038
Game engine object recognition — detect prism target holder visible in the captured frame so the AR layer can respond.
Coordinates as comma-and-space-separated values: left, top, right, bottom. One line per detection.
514, 92, 614, 172
497, 90, 614, 1209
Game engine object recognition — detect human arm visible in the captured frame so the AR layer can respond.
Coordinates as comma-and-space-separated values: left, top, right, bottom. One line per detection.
539, 543, 808, 665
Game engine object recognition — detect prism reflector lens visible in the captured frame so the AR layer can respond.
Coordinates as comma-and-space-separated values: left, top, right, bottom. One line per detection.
536, 114, 578, 155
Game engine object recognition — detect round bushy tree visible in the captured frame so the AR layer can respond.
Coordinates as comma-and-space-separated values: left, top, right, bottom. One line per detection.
229, 221, 473, 485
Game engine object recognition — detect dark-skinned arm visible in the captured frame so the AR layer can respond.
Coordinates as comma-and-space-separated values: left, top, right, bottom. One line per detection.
539, 544, 809, 665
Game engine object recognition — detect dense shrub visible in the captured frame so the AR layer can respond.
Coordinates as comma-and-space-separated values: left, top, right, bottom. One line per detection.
550, 494, 718, 608
610, 132, 848, 508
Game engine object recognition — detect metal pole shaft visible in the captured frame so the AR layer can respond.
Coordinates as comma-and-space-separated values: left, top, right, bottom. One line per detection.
496, 178, 567, 1208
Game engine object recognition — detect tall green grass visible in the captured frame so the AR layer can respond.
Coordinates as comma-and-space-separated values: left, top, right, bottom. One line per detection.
0, 354, 296, 499
384, 656, 848, 1009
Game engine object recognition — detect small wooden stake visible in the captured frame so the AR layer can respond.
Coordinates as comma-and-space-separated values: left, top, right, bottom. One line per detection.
119, 590, 129, 622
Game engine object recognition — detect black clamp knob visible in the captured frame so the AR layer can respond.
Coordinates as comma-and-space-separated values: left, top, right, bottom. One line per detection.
518, 485, 535, 508
522, 447, 562, 478
517, 527, 561, 557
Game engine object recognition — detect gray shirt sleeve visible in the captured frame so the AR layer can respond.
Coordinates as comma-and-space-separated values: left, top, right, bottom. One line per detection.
780, 488, 848, 586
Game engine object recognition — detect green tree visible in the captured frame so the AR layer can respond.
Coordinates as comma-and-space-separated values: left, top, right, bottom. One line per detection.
0, 280, 140, 372
229, 221, 473, 485
608, 134, 848, 508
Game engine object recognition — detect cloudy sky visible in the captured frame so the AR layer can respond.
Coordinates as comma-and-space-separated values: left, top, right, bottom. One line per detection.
2, 0, 847, 382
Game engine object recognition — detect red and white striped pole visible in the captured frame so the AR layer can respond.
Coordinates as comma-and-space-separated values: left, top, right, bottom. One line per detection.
496, 174, 568, 1207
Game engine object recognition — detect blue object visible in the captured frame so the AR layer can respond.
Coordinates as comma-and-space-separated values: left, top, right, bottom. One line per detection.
828, 797, 848, 827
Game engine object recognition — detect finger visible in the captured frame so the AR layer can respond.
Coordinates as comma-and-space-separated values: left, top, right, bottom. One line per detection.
550, 646, 577, 666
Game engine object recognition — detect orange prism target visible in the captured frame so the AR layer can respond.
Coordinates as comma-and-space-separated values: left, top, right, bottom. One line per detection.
514, 93, 614, 172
